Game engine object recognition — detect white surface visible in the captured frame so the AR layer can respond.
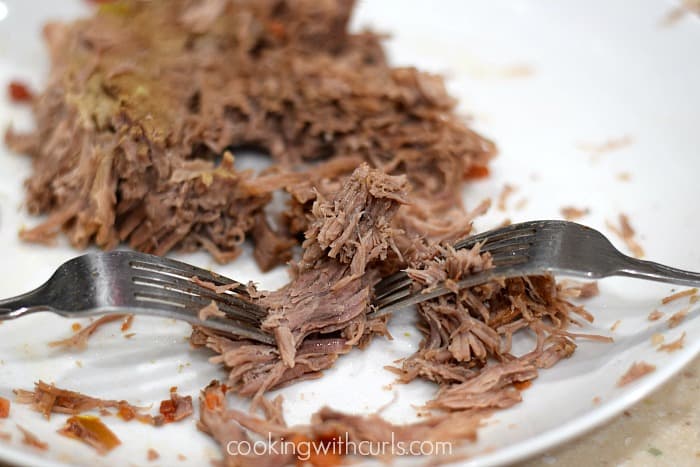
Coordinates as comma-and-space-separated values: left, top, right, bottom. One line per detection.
0, 0, 699, 466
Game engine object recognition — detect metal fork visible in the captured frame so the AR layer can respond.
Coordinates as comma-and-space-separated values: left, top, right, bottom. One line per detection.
2, 221, 699, 345
0, 251, 276, 344
370, 219, 700, 317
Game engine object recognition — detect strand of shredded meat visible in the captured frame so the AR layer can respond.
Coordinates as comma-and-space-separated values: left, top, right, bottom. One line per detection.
15, 381, 193, 426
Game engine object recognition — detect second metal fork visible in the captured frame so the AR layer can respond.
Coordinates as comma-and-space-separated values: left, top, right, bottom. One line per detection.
370, 219, 700, 317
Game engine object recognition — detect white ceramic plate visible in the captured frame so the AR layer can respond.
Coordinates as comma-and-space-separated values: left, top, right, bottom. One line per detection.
0, 1, 699, 466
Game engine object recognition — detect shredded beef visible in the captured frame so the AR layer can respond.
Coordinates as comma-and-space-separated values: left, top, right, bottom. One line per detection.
7, 0, 494, 268
251, 213, 297, 272
191, 162, 608, 457
5, 0, 614, 461
15, 381, 192, 426
389, 246, 607, 394
159, 391, 195, 423
14, 381, 137, 420
192, 164, 398, 405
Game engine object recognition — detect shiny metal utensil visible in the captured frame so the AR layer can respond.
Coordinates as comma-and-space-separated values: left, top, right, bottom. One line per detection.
370, 220, 700, 317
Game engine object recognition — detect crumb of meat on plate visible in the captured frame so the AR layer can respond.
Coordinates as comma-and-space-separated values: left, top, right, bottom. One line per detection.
7, 80, 34, 103
120, 314, 134, 332
606, 213, 644, 258
617, 362, 656, 387
557, 280, 599, 299
648, 309, 665, 321
497, 184, 517, 211
661, 288, 697, 305
147, 448, 160, 461
17, 425, 48, 451
560, 206, 590, 221
667, 307, 690, 328
658, 332, 686, 353
577, 135, 633, 158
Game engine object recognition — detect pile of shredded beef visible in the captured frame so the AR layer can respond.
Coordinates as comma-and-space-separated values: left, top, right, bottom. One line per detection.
5, 0, 609, 464
7, 0, 494, 267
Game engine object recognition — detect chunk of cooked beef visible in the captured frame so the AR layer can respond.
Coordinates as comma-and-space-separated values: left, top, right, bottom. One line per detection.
262, 164, 404, 364
426, 360, 537, 411
297, 163, 407, 274
159, 391, 195, 423
7, 0, 494, 262
251, 213, 297, 272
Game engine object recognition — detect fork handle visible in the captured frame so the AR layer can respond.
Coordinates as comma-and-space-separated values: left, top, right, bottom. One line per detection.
615, 256, 700, 287
0, 286, 50, 319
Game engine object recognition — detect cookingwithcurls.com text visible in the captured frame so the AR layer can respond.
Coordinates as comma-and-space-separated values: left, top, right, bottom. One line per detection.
226, 432, 453, 460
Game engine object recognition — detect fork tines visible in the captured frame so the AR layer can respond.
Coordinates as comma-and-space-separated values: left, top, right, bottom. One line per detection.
128, 255, 267, 324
